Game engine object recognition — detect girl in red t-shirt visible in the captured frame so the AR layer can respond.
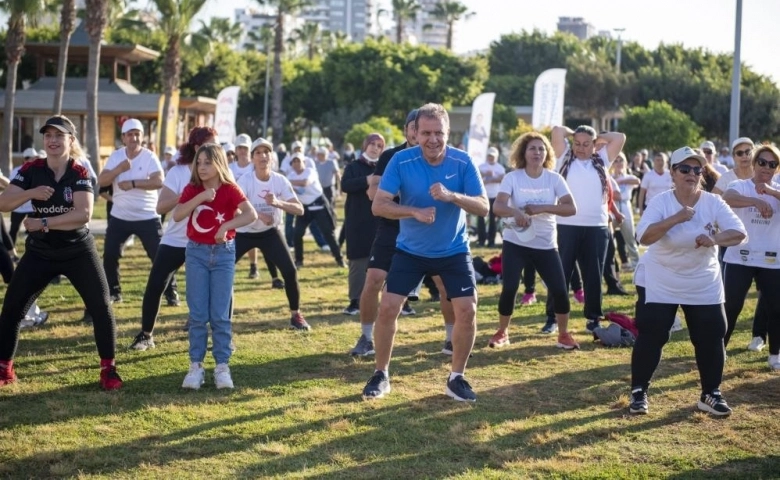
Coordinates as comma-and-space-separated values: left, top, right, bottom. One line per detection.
172, 144, 257, 390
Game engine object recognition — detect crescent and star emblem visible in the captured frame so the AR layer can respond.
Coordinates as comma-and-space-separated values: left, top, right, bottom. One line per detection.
191, 206, 227, 233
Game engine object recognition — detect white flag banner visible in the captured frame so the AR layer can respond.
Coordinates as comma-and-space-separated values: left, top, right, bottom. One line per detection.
466, 92, 496, 168
214, 86, 241, 143
532, 68, 567, 130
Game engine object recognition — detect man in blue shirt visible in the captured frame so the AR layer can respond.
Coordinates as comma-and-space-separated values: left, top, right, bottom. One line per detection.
362, 103, 488, 402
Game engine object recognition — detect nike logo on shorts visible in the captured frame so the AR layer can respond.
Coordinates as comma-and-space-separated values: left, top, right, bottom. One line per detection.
461, 286, 471, 292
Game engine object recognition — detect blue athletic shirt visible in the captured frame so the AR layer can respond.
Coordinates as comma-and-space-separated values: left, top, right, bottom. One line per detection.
379, 145, 485, 258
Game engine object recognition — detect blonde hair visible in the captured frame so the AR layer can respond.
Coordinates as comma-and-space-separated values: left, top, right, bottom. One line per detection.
190, 143, 236, 187
752, 144, 780, 172
509, 132, 555, 170
70, 136, 87, 161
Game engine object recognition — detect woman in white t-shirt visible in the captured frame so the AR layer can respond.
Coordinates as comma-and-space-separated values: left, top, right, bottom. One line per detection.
637, 152, 672, 215
235, 138, 310, 331
610, 153, 641, 268
722, 144, 780, 370
491, 132, 578, 350
712, 137, 754, 195
629, 146, 747, 417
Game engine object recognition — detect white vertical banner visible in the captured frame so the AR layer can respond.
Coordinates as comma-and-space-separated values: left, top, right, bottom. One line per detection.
214, 86, 241, 143
532, 68, 567, 130
466, 92, 496, 167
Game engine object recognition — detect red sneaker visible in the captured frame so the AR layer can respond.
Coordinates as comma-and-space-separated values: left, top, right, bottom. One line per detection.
573, 289, 585, 304
0, 360, 17, 386
290, 312, 311, 331
556, 332, 580, 350
488, 329, 510, 348
99, 360, 123, 391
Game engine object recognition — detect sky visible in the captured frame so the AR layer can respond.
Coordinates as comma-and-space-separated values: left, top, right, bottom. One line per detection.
197, 0, 780, 85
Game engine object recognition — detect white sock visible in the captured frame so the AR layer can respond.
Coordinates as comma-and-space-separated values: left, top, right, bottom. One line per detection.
445, 323, 454, 342
449, 371, 463, 381
362, 324, 374, 341
377, 369, 388, 379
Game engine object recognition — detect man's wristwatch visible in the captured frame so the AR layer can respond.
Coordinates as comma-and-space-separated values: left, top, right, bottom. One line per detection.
41, 217, 49, 233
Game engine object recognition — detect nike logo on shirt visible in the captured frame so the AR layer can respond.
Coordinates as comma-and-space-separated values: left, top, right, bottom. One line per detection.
445, 174, 456, 180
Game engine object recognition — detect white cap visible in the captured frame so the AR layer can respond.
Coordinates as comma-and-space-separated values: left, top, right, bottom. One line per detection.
487, 147, 499, 157
291, 151, 304, 161
731, 137, 754, 151
251, 137, 273, 153
121, 118, 144, 134
699, 141, 715, 151
291, 140, 304, 150
235, 133, 252, 149
670, 146, 705, 167
164, 146, 176, 155
317, 146, 328, 155
22, 147, 37, 158
222, 142, 236, 154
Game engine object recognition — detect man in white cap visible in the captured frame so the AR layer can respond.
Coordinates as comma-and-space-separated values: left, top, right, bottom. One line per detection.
700, 140, 728, 175
717, 146, 734, 170
476, 146, 505, 247
98, 118, 166, 303
279, 141, 327, 251
231, 133, 262, 279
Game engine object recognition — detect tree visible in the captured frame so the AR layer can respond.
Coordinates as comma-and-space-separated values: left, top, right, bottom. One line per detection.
387, 0, 420, 44
620, 101, 702, 154
344, 117, 403, 149
53, 0, 76, 114
430, 0, 474, 50
255, 0, 313, 143
292, 22, 321, 60
148, 0, 209, 153
84, 0, 109, 172
197, 17, 243, 45
0, 0, 45, 175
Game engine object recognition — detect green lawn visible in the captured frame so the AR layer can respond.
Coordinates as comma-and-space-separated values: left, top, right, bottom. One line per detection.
0, 235, 778, 479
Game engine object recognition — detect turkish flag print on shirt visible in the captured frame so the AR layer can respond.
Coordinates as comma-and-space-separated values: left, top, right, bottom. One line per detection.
179, 183, 247, 244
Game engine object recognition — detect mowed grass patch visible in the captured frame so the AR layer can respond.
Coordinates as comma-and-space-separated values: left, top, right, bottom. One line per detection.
0, 237, 778, 479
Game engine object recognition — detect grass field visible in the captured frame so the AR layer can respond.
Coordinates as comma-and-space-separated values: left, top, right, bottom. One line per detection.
0, 228, 778, 479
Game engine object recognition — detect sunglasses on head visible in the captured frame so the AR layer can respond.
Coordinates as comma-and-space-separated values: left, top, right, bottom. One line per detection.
734, 149, 752, 157
756, 158, 779, 169
673, 164, 703, 176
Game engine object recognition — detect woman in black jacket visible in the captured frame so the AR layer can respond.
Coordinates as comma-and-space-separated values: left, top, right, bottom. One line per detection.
340, 133, 385, 314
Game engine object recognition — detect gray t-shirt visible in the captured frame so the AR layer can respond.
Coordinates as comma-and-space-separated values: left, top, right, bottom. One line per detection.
315, 159, 339, 188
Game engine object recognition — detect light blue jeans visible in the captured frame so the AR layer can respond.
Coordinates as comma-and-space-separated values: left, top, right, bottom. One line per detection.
185, 240, 235, 364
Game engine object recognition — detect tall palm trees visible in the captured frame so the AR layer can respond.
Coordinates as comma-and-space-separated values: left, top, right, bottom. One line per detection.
292, 22, 321, 60
85, 0, 109, 172
0, 0, 45, 175
430, 0, 474, 50
198, 17, 243, 46
256, 0, 312, 142
53, 0, 76, 114
390, 0, 420, 44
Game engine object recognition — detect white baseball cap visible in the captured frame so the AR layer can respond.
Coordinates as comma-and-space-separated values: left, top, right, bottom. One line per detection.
291, 140, 304, 150
487, 147, 499, 157
731, 137, 754, 151
121, 118, 144, 134
699, 141, 716, 151
235, 133, 252, 149
222, 142, 236, 154
251, 137, 273, 153
670, 146, 705, 167
164, 146, 176, 155
22, 147, 37, 158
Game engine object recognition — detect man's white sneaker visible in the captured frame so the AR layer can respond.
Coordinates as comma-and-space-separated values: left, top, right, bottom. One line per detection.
768, 355, 780, 371
214, 364, 234, 389
670, 316, 684, 333
182, 363, 205, 390
748, 336, 766, 352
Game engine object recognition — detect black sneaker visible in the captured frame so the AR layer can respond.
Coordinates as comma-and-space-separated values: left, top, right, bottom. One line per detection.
401, 302, 416, 316
248, 264, 259, 279
629, 387, 648, 415
271, 278, 285, 289
165, 292, 180, 307
362, 370, 390, 399
130, 332, 155, 351
181, 317, 190, 331
81, 309, 93, 325
350, 334, 375, 356
697, 390, 732, 416
290, 312, 311, 331
441, 340, 453, 355
541, 317, 558, 334
342, 300, 359, 316
586, 319, 601, 333
110, 293, 123, 304
446, 375, 477, 402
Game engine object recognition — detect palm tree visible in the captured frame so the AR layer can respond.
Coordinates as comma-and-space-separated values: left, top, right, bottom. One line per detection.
84, 0, 109, 172
291, 22, 321, 60
197, 17, 243, 45
430, 0, 474, 50
256, 0, 313, 142
149, 0, 209, 153
0, 0, 45, 175
53, 0, 77, 114
388, 0, 420, 44
322, 30, 349, 54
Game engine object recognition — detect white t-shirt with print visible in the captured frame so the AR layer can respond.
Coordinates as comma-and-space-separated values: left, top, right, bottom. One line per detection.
286, 167, 323, 205
498, 169, 573, 250
555, 146, 610, 227
236, 171, 297, 233
280, 155, 316, 176
160, 164, 192, 248
479, 162, 506, 198
634, 190, 747, 305
104, 147, 163, 221
230, 161, 254, 181
722, 179, 780, 268
640, 170, 672, 205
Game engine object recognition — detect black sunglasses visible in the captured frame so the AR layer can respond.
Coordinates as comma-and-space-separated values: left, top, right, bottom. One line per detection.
702, 149, 713, 155
673, 164, 703, 176
756, 158, 779, 169
734, 149, 752, 157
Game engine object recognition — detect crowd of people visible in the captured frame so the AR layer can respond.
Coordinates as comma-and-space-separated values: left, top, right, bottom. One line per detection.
0, 109, 777, 418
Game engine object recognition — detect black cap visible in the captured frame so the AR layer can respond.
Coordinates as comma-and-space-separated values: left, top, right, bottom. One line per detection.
405, 109, 419, 126
40, 115, 76, 136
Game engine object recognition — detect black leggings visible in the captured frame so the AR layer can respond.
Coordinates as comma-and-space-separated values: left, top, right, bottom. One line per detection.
0, 237, 117, 360
236, 229, 300, 310
103, 216, 162, 296
631, 286, 726, 394
9, 211, 29, 246
294, 206, 342, 264
0, 214, 14, 283
140, 244, 186, 333
724, 263, 780, 354
499, 242, 570, 317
